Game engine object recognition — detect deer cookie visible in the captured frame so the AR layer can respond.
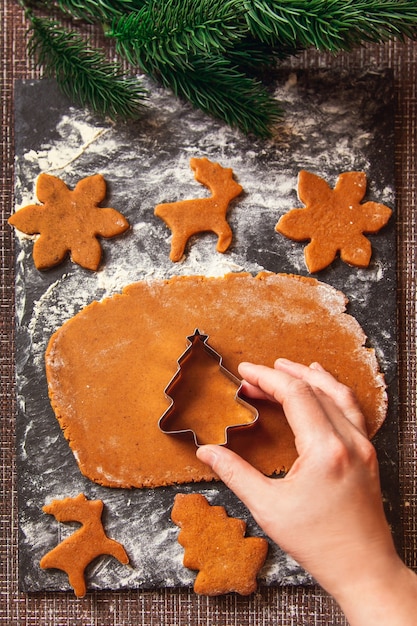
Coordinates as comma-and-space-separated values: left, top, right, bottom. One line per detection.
171, 493, 268, 596
154, 157, 243, 261
40, 493, 129, 597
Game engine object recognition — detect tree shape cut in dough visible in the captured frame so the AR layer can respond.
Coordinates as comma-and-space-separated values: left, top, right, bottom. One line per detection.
275, 170, 392, 273
154, 157, 242, 261
8, 173, 129, 270
171, 493, 268, 596
158, 330, 258, 446
40, 493, 129, 597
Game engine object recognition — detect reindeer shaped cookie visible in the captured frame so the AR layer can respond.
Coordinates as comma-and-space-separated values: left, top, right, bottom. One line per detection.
40, 493, 129, 597
155, 157, 243, 261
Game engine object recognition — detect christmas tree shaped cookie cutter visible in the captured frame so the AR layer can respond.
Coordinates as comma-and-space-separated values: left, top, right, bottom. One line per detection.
158, 329, 259, 447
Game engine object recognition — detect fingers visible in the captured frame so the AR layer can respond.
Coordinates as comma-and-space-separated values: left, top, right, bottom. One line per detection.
238, 359, 368, 452
238, 361, 338, 455
274, 358, 368, 436
239, 379, 274, 403
196, 445, 272, 522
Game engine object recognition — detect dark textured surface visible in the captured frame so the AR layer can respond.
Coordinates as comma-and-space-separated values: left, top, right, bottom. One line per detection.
1, 2, 416, 624
14, 71, 397, 593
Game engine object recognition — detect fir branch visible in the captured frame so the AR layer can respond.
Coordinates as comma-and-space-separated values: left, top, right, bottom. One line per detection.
107, 0, 246, 69
27, 15, 147, 120
34, 0, 146, 23
243, 0, 417, 51
106, 0, 283, 134
153, 54, 282, 137
19, 0, 417, 136
224, 37, 298, 74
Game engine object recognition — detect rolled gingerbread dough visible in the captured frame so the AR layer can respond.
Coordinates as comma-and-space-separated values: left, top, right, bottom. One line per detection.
45, 272, 387, 488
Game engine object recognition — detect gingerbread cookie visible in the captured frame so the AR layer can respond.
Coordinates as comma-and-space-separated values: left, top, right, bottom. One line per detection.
171, 493, 268, 595
40, 493, 129, 597
8, 173, 129, 270
154, 157, 242, 261
275, 170, 392, 273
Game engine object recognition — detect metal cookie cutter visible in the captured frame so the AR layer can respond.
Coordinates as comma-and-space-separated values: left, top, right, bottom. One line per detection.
158, 329, 259, 447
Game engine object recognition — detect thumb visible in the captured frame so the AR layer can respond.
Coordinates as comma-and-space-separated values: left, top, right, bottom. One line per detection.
196, 445, 272, 518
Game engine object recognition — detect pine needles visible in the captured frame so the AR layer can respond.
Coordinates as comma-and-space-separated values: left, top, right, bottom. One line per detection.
20, 0, 417, 136
158, 55, 283, 137
106, 1, 284, 136
243, 0, 417, 50
27, 15, 147, 120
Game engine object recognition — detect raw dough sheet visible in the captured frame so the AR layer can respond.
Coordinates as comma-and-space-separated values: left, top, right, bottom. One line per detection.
13, 70, 398, 593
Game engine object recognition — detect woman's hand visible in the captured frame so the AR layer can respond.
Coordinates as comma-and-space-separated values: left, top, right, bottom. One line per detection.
196, 359, 417, 625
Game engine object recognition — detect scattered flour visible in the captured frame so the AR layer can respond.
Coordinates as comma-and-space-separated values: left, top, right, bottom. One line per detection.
14, 71, 396, 593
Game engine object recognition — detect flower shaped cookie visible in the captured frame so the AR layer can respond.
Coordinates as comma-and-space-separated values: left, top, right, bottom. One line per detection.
9, 173, 129, 270
275, 170, 392, 273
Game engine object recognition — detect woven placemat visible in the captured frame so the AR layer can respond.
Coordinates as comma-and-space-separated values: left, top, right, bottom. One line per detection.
1, 3, 415, 624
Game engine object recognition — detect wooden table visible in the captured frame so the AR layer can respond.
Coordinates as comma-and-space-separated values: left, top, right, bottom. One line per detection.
1, 3, 416, 624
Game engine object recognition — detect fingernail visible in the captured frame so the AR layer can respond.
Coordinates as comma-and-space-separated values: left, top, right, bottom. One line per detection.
196, 445, 219, 467
309, 361, 325, 371
238, 361, 252, 375
274, 357, 294, 370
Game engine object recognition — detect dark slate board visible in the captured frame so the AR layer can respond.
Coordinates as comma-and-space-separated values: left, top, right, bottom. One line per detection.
13, 70, 399, 594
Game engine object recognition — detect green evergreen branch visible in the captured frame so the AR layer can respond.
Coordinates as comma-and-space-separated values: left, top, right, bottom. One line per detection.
26, 14, 147, 120
36, 0, 146, 23
106, 1, 285, 135
18, 0, 417, 136
244, 0, 417, 51
224, 37, 298, 74
107, 0, 246, 69
153, 54, 283, 137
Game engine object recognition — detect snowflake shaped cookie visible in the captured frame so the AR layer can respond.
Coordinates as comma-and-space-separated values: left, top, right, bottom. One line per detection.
9, 173, 129, 270
275, 170, 392, 273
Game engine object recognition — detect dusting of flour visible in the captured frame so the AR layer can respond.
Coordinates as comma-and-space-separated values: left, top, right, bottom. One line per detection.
14, 72, 396, 593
